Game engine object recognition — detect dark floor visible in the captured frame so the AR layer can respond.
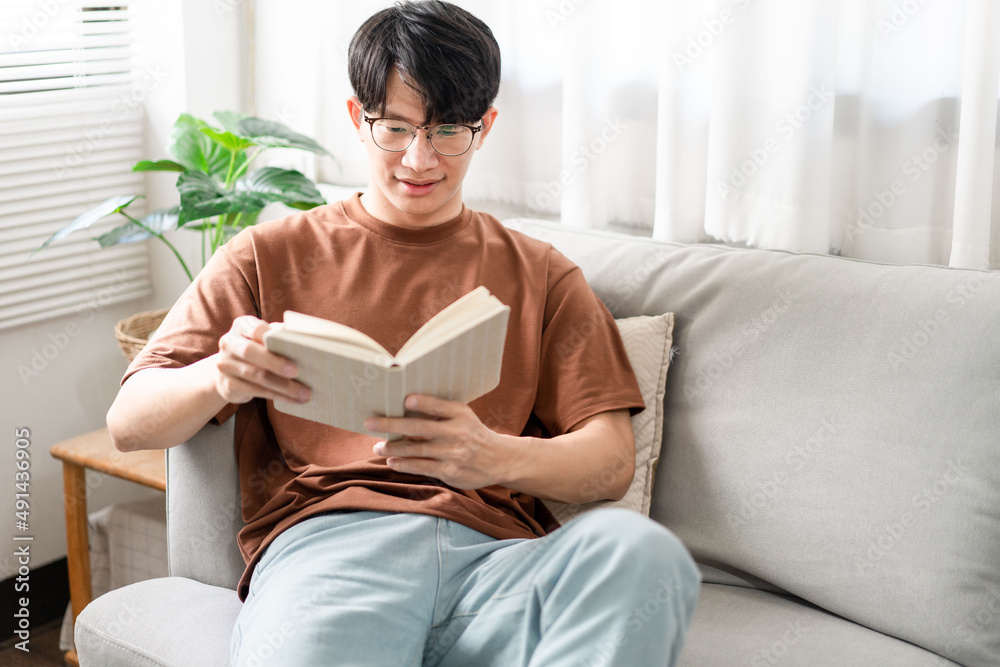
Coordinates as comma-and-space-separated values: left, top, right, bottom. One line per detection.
0, 618, 70, 666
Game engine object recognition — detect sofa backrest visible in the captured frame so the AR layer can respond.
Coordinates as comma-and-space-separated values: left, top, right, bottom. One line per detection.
505, 218, 1000, 667
165, 417, 244, 590
163, 218, 999, 666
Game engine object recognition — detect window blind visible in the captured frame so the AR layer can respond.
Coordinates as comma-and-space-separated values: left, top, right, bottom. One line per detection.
0, 1, 152, 331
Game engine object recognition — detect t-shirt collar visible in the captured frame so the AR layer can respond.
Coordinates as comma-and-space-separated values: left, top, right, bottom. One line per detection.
341, 192, 472, 245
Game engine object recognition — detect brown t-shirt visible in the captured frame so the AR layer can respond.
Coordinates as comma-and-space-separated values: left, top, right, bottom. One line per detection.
123, 193, 643, 601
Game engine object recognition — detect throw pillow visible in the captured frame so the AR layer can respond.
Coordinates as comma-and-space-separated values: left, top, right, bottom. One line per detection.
543, 312, 674, 524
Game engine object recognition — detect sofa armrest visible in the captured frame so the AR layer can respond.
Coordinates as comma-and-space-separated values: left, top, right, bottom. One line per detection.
166, 418, 244, 589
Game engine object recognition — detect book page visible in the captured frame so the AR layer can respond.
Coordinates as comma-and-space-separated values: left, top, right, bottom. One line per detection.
280, 311, 391, 357
396, 287, 506, 364
401, 307, 509, 403
265, 330, 395, 367
269, 333, 406, 440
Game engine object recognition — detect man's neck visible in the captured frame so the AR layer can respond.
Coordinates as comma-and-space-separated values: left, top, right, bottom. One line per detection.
358, 190, 464, 229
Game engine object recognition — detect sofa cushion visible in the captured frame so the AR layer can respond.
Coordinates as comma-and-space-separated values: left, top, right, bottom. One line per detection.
505, 218, 1000, 667
75, 577, 241, 666
544, 313, 674, 522
680, 584, 960, 666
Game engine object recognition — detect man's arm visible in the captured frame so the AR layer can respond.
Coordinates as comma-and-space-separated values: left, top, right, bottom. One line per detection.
367, 395, 635, 504
503, 409, 636, 503
106, 316, 311, 452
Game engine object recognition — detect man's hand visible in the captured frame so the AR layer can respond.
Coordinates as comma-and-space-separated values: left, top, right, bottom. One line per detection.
370, 399, 635, 503
213, 315, 312, 405
367, 394, 515, 489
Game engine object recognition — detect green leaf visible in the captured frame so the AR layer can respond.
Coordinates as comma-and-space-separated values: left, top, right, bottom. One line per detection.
236, 210, 261, 227
167, 113, 236, 177
176, 168, 326, 225
133, 159, 186, 173
212, 111, 248, 136
199, 127, 256, 153
234, 117, 334, 158
177, 171, 230, 225
237, 167, 326, 207
183, 192, 273, 224
93, 207, 181, 247
31, 195, 140, 256
177, 170, 268, 224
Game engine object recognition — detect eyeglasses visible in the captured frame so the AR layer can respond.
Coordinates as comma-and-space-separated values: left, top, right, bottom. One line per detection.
363, 115, 483, 156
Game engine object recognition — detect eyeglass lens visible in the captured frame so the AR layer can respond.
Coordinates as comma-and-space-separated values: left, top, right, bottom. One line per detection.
370, 119, 475, 156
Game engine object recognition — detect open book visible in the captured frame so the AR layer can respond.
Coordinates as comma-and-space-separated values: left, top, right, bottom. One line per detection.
263, 286, 510, 440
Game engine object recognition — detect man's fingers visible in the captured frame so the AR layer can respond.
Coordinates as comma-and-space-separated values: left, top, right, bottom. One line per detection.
376, 439, 443, 459
403, 394, 462, 418
224, 374, 307, 405
221, 326, 299, 380
216, 356, 310, 404
366, 415, 444, 438
235, 315, 269, 341
384, 456, 439, 478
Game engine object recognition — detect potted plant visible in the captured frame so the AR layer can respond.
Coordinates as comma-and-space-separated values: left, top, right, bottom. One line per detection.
31, 111, 334, 360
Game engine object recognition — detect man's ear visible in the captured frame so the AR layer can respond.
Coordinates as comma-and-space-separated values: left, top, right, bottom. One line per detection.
475, 106, 499, 150
346, 96, 365, 137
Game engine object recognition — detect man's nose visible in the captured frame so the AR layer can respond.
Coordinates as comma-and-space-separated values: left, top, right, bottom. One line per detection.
401, 130, 439, 171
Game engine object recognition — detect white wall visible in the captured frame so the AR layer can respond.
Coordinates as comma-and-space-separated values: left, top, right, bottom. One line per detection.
0, 0, 246, 581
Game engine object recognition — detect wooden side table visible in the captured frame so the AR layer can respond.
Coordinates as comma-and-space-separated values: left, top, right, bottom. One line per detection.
50, 427, 166, 667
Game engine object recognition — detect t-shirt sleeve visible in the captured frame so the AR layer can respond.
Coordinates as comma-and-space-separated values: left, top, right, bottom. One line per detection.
532, 248, 645, 436
120, 230, 261, 426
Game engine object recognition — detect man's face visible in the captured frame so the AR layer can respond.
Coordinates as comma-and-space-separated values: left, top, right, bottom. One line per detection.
348, 68, 498, 229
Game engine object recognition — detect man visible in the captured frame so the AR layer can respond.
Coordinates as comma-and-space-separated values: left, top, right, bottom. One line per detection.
106, 2, 700, 664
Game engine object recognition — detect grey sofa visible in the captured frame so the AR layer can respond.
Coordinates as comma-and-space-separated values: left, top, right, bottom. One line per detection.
76, 219, 1000, 666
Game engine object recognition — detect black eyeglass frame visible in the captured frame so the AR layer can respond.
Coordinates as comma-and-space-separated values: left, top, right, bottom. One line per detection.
362, 114, 484, 156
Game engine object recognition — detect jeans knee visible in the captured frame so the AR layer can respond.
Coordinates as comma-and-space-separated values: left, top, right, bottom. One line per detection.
569, 508, 700, 592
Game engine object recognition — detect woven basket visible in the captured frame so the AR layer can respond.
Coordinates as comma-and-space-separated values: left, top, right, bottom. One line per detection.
114, 307, 170, 363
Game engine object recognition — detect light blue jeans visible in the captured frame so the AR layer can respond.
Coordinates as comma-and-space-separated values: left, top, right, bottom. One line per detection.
230, 508, 700, 666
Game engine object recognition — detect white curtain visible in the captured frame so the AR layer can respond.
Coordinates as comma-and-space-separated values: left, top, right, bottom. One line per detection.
253, 0, 1000, 269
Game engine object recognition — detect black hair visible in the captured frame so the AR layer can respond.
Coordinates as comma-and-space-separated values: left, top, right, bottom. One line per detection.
348, 0, 501, 125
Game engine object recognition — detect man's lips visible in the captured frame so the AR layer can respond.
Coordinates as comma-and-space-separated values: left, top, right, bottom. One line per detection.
398, 178, 440, 195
